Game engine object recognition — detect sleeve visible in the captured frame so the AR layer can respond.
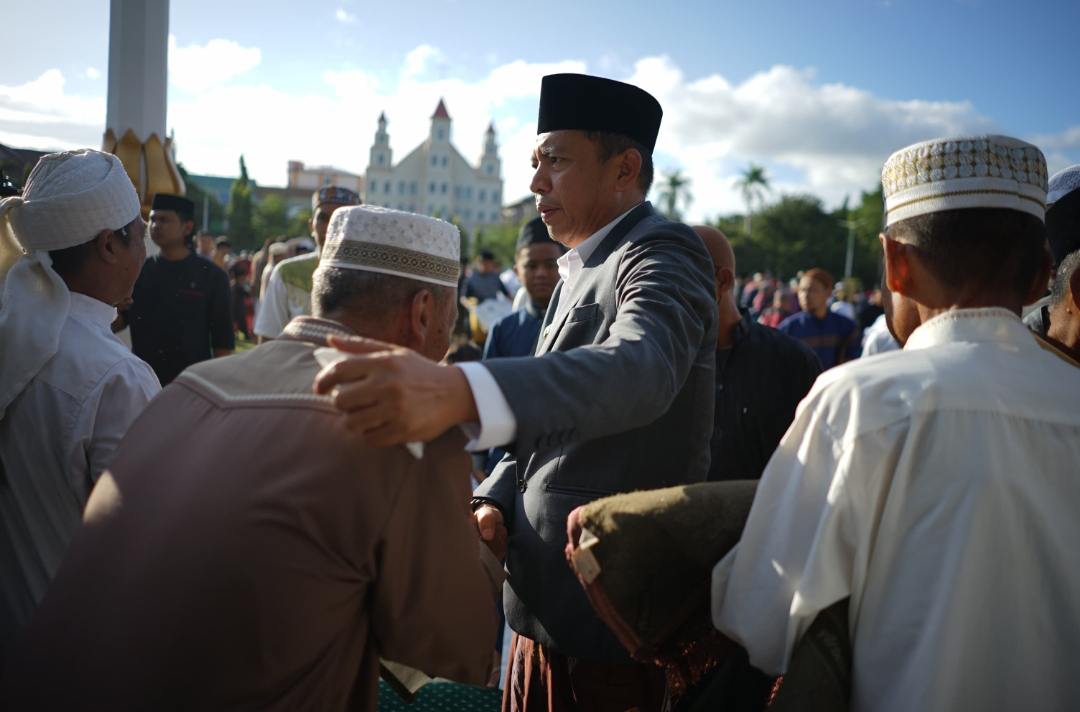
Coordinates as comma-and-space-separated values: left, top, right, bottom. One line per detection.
370, 453, 498, 685
482, 320, 503, 359
710, 389, 898, 675
207, 266, 235, 350
83, 358, 161, 484
481, 230, 716, 455
456, 362, 517, 451
254, 265, 290, 338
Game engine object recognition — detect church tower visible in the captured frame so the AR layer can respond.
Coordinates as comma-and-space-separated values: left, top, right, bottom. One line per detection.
480, 121, 500, 179
369, 111, 392, 169
430, 99, 451, 144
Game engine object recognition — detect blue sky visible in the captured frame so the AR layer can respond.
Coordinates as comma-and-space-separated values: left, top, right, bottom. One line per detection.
4, 0, 1078, 219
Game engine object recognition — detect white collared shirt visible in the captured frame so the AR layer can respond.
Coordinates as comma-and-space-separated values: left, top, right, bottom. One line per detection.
458, 205, 640, 451
711, 308, 1080, 711
0, 292, 161, 647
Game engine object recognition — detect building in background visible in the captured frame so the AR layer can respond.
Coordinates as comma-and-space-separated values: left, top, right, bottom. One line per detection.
286, 161, 364, 194
364, 99, 503, 235
501, 195, 538, 226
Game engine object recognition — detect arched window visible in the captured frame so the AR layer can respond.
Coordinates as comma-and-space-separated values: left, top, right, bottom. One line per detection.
384, 181, 391, 193
398, 181, 405, 194
377, 154, 385, 165
479, 189, 486, 202
441, 156, 448, 167
429, 182, 436, 194
441, 183, 447, 194
431, 154, 438, 166
370, 182, 377, 194
410, 182, 417, 195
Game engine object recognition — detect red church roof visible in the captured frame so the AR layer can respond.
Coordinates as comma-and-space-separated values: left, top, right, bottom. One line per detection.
431, 98, 451, 120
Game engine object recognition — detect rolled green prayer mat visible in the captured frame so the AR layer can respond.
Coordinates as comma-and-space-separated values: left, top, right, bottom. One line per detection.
565, 481, 760, 700
566, 482, 850, 711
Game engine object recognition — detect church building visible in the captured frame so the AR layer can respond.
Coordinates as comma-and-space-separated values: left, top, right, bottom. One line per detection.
364, 99, 503, 234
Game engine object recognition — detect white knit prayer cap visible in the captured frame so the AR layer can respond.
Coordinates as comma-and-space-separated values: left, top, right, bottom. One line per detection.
318, 206, 460, 288
881, 135, 1048, 228
1047, 164, 1080, 206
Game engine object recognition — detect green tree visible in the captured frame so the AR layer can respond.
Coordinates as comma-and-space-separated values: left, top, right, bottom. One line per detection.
227, 155, 254, 249
286, 208, 312, 239
656, 169, 693, 221
473, 220, 519, 266
253, 194, 289, 242
737, 163, 771, 240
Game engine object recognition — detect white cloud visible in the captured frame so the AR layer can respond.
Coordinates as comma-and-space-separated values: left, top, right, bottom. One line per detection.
335, 8, 356, 23
85, 66, 101, 80
4, 47, 1076, 222
401, 45, 443, 81
0, 69, 104, 150
168, 35, 262, 93
1031, 125, 1080, 175
629, 56, 996, 215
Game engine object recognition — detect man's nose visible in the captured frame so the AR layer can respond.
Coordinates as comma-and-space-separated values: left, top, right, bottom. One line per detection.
530, 165, 550, 196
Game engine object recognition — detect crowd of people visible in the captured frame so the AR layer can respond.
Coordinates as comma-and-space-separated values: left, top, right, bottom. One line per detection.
1, 71, 1079, 712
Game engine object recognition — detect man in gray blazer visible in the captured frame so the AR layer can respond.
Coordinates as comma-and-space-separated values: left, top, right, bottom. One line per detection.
315, 73, 717, 711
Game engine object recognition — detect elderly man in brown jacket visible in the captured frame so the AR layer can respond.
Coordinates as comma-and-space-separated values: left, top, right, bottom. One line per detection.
3, 206, 499, 711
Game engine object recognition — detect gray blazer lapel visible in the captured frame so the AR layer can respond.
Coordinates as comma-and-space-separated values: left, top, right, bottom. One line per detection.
536, 281, 569, 355
536, 203, 657, 355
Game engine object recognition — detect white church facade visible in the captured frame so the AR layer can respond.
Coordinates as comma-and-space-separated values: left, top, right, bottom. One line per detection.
363, 99, 503, 235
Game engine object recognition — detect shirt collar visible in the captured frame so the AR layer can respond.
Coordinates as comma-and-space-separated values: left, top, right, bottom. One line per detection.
523, 299, 546, 319
67, 292, 118, 331
556, 202, 642, 283
279, 316, 356, 346
904, 307, 1030, 352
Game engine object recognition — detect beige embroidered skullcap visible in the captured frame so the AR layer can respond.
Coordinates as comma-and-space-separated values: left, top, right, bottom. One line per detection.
881, 135, 1048, 227
318, 205, 460, 287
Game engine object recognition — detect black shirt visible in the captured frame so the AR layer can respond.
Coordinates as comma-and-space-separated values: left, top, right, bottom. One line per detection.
129, 251, 234, 385
709, 312, 823, 481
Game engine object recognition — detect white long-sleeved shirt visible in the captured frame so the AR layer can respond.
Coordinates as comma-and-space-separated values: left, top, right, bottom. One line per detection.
458, 205, 639, 451
711, 308, 1080, 711
254, 252, 317, 339
0, 292, 160, 652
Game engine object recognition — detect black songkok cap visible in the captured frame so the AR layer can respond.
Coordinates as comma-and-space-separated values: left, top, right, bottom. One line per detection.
516, 216, 561, 252
537, 74, 662, 152
151, 193, 195, 220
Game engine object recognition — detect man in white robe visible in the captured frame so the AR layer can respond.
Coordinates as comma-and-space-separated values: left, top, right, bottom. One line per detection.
711, 135, 1080, 711
0, 150, 160, 665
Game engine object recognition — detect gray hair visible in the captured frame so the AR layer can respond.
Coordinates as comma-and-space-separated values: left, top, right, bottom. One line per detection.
312, 267, 455, 320
1051, 249, 1080, 306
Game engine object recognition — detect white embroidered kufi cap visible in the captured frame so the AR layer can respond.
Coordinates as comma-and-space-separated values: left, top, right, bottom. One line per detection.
881, 135, 1048, 227
1047, 164, 1080, 206
319, 205, 460, 287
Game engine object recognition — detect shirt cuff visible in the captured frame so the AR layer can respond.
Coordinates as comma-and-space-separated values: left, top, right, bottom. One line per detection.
456, 362, 517, 451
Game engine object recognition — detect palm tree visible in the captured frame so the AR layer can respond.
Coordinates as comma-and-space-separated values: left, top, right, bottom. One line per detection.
737, 163, 770, 239
657, 169, 693, 221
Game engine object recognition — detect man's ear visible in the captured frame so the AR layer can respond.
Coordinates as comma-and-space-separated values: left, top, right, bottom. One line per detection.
1069, 260, 1080, 310
613, 148, 643, 192
716, 266, 735, 296
408, 288, 435, 346
880, 233, 913, 296
94, 229, 121, 265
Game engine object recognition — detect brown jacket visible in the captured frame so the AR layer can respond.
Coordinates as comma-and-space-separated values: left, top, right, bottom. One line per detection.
4, 317, 498, 711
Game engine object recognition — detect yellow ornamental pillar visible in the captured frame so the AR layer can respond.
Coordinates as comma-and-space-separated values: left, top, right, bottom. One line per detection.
103, 0, 184, 218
